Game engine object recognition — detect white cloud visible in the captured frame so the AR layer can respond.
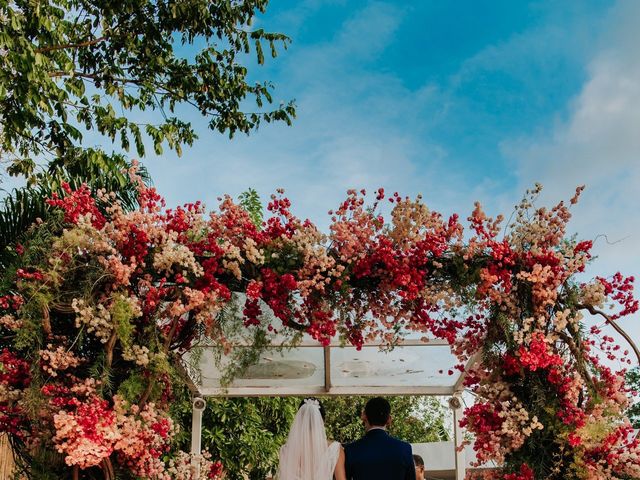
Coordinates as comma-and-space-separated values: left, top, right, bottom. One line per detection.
502, 0, 640, 345
146, 1, 484, 227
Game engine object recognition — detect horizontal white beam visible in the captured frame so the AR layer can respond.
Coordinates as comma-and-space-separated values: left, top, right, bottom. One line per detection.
194, 338, 452, 348
196, 385, 457, 397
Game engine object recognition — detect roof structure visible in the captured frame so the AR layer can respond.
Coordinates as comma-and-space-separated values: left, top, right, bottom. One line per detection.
183, 336, 471, 398
181, 304, 473, 480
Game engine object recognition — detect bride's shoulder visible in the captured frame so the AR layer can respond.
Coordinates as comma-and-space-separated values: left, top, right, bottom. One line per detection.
327, 440, 343, 449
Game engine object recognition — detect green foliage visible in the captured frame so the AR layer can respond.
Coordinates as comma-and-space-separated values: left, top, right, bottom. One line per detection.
0, 188, 49, 264
626, 367, 640, 428
174, 395, 449, 480
0, 0, 295, 180
239, 188, 264, 228
0, 154, 150, 268
323, 395, 450, 444
112, 293, 136, 350
117, 372, 148, 404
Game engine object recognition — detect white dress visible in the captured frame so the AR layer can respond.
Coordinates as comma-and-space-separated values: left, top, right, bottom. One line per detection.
325, 441, 342, 477
277, 400, 341, 480
278, 440, 341, 480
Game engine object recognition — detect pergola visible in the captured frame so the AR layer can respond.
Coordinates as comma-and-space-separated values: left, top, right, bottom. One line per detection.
182, 334, 477, 480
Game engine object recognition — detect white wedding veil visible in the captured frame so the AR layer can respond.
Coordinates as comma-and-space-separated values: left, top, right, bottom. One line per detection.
277, 398, 336, 480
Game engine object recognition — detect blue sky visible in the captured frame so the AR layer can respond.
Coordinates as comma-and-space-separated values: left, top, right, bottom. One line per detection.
6, 1, 640, 347
144, 0, 624, 207
142, 0, 640, 346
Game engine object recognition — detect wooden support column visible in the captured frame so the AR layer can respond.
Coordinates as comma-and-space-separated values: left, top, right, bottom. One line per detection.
323, 346, 332, 393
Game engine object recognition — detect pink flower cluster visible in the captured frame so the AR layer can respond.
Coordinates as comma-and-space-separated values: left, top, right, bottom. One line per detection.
52, 391, 178, 478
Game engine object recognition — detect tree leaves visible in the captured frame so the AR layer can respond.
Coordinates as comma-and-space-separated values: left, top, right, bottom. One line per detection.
239, 188, 263, 228
0, 0, 295, 179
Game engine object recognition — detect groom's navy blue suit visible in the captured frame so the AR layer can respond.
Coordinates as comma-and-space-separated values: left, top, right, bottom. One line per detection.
344, 428, 416, 480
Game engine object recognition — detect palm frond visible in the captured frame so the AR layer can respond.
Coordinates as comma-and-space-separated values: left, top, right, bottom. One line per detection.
0, 150, 152, 267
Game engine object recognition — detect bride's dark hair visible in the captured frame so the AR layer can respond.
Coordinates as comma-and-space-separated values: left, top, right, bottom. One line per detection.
299, 397, 326, 420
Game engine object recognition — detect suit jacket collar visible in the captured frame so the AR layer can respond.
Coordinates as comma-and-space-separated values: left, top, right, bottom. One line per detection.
365, 428, 388, 437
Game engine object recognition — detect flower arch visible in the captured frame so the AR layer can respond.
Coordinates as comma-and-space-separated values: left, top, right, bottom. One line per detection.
0, 173, 638, 480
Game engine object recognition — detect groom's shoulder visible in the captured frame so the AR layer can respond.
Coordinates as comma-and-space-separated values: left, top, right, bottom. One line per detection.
346, 431, 410, 449
387, 433, 411, 447
385, 434, 413, 455
343, 435, 372, 455
344, 437, 364, 450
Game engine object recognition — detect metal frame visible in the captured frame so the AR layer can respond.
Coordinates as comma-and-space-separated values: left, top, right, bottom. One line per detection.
187, 338, 476, 479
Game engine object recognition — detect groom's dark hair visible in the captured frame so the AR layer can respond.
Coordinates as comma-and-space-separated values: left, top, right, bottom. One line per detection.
364, 397, 391, 426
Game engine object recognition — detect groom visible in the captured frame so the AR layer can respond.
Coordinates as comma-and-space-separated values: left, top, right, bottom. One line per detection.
344, 397, 416, 480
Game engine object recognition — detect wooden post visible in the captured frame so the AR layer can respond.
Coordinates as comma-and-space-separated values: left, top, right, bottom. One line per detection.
0, 433, 15, 479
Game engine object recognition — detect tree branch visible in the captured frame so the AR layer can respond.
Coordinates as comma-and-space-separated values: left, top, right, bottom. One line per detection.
105, 330, 118, 369
102, 457, 115, 480
577, 303, 640, 364
557, 330, 594, 392
48, 71, 142, 86
35, 36, 107, 53
42, 304, 52, 339
137, 377, 154, 409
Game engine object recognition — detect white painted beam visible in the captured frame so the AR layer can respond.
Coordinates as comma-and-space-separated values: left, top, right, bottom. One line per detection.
196, 385, 457, 397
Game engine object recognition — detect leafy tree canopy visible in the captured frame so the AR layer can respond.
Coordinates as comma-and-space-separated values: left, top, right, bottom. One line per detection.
0, 0, 295, 179
323, 395, 450, 445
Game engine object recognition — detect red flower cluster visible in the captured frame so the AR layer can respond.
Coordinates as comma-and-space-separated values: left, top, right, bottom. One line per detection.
503, 464, 535, 480
517, 332, 563, 372
0, 349, 30, 388
46, 182, 105, 229
119, 224, 150, 264
598, 273, 638, 320
16, 268, 45, 281
0, 349, 31, 437
0, 294, 23, 311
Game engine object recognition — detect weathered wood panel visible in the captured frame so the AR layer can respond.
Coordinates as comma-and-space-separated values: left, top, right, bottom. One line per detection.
0, 434, 15, 480
0, 433, 14, 480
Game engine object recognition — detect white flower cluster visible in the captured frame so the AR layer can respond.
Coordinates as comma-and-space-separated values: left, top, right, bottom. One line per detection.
553, 308, 581, 332
40, 345, 82, 377
498, 397, 543, 439
0, 314, 21, 330
72, 298, 113, 343
122, 344, 151, 367
153, 239, 204, 278
243, 237, 265, 265
164, 451, 221, 480
54, 221, 114, 256
580, 281, 606, 308
220, 240, 244, 280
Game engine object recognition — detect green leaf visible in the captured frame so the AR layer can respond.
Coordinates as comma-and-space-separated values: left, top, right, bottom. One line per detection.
0, 0, 295, 176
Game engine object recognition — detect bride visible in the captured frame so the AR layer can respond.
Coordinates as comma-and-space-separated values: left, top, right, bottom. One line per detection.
277, 398, 346, 480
